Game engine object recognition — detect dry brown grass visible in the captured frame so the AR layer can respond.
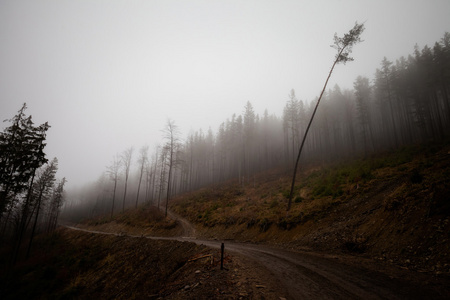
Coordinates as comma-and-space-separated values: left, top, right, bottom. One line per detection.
170, 143, 450, 274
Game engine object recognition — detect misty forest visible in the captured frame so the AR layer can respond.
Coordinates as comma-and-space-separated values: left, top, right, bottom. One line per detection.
1, 23, 450, 299
63, 31, 450, 221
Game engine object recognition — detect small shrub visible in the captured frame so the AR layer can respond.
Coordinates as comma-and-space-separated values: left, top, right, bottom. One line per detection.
397, 165, 407, 172
294, 196, 303, 203
259, 218, 271, 232
163, 220, 177, 230
269, 200, 278, 208
312, 182, 342, 198
247, 218, 256, 228
410, 169, 423, 184
225, 216, 236, 227
202, 210, 211, 222
277, 218, 288, 230
234, 189, 244, 196
342, 235, 367, 253
281, 189, 290, 199
359, 168, 373, 181
343, 240, 366, 253
384, 198, 402, 211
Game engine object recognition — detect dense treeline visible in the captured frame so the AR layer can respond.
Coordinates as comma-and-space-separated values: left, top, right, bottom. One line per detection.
66, 32, 450, 220
0, 104, 66, 262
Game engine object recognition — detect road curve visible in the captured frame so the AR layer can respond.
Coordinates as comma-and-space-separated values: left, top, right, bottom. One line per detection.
188, 239, 448, 300
63, 225, 448, 299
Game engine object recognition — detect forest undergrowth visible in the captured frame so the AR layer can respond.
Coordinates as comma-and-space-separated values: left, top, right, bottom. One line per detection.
170, 141, 450, 275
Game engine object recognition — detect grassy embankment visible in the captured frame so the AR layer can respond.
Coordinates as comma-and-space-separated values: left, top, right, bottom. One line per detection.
170, 142, 450, 274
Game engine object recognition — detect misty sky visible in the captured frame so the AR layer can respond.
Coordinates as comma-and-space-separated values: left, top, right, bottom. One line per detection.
1, 0, 449, 189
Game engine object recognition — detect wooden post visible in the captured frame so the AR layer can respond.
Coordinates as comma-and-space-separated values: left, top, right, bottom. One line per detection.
220, 243, 224, 270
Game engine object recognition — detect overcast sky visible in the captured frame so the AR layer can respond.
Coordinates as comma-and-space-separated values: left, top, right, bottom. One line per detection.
1, 0, 449, 189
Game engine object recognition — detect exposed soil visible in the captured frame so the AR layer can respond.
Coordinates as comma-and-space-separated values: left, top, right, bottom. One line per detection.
0, 227, 287, 299
67, 213, 450, 299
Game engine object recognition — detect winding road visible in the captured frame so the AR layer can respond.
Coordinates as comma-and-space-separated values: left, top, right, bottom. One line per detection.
64, 213, 449, 300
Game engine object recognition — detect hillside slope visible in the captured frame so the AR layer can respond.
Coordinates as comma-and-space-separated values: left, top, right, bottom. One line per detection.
171, 143, 450, 275
5, 143, 446, 299
1, 224, 286, 299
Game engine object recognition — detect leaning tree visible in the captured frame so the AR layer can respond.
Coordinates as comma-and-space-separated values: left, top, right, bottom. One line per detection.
287, 22, 365, 211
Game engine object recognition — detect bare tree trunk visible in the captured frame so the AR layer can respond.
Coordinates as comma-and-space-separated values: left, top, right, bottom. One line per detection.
165, 140, 174, 218
136, 164, 144, 208
135, 146, 148, 208
287, 62, 336, 210
12, 168, 37, 264
287, 22, 364, 211
111, 178, 117, 219
121, 147, 133, 213
122, 177, 128, 213
26, 193, 43, 258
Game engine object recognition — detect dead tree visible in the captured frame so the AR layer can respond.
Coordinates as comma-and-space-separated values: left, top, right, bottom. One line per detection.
162, 119, 180, 217
135, 146, 148, 208
121, 147, 133, 213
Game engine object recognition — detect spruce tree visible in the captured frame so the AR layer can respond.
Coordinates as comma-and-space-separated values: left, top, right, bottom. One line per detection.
0, 103, 49, 223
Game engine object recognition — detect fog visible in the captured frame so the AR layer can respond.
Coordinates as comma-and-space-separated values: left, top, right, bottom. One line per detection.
1, 0, 450, 189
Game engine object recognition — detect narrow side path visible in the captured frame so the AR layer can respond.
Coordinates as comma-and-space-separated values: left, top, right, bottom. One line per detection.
166, 209, 197, 238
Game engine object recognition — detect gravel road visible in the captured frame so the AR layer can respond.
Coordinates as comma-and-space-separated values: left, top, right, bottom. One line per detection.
186, 238, 449, 299
64, 216, 450, 300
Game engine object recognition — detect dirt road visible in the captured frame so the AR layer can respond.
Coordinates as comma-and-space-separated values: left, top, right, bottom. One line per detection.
171, 210, 450, 298
191, 239, 450, 299
64, 223, 449, 299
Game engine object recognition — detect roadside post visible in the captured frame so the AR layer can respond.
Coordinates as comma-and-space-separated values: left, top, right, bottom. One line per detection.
221, 243, 224, 270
